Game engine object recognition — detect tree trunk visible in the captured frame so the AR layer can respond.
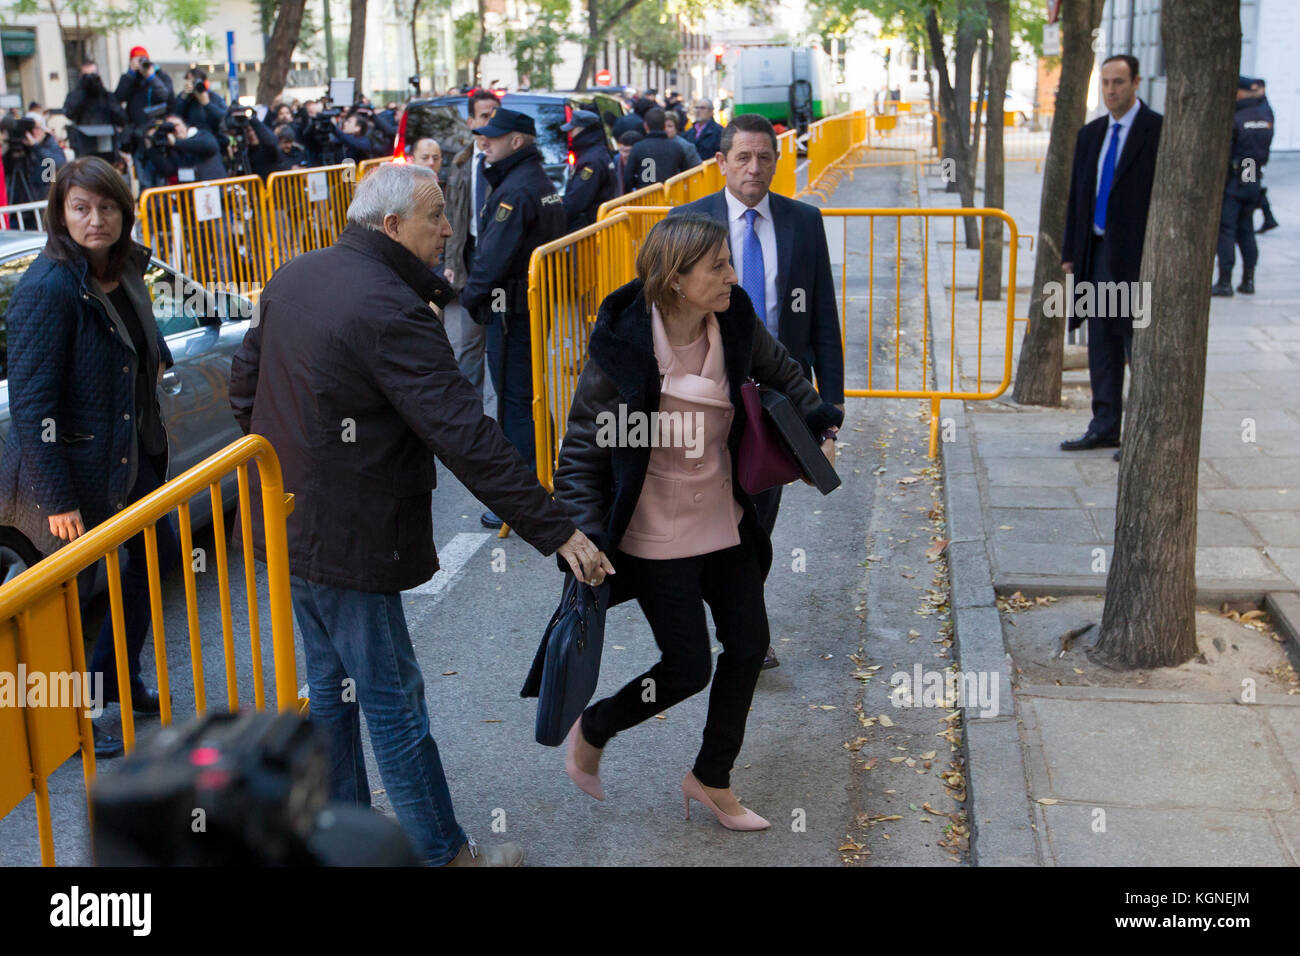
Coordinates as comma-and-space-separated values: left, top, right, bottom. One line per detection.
474, 0, 487, 85
348, 0, 367, 83
257, 0, 309, 106
575, 0, 644, 90
980, 1, 1010, 300
927, 6, 982, 246
410, 0, 422, 83
971, 30, 987, 161
1092, 0, 1240, 668
574, 0, 599, 90
1011, 0, 1105, 406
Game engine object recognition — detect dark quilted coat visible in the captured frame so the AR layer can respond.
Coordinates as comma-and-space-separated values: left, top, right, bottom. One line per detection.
0, 244, 173, 555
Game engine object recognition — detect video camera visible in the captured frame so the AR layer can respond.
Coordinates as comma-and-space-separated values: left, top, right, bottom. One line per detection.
147, 119, 177, 149
220, 105, 257, 176
1, 114, 39, 163
91, 709, 420, 865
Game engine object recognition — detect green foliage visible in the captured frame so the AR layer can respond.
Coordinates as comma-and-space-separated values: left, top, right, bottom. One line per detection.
611, 2, 681, 71
454, 10, 484, 67
505, 0, 576, 89
8, 0, 217, 53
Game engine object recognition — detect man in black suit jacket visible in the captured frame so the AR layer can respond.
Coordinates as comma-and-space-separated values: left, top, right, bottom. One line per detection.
686, 99, 723, 159
1059, 54, 1162, 457
671, 112, 844, 668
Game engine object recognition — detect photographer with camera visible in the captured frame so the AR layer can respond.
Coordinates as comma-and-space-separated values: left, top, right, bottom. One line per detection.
144, 114, 225, 184
114, 46, 174, 128
224, 107, 279, 179
2, 112, 67, 226
273, 125, 309, 171
116, 46, 174, 188
176, 67, 226, 136
62, 61, 127, 160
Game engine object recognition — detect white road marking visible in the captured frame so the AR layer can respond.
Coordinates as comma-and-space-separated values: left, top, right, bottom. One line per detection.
406, 532, 491, 602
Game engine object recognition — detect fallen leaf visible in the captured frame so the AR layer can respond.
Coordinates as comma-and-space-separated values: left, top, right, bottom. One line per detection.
878, 714, 895, 727
441, 671, 458, 676
1036, 798, 1060, 805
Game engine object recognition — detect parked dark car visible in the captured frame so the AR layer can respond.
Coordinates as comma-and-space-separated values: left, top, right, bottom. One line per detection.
0, 232, 253, 582
394, 91, 628, 189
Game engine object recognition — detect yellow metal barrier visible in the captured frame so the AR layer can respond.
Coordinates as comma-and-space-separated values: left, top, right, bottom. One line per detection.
528, 213, 638, 489
772, 129, 798, 198
139, 176, 273, 294
664, 158, 724, 206
357, 155, 395, 179
802, 110, 868, 197
539, 205, 1018, 465
597, 181, 668, 221
265, 163, 357, 270
0, 435, 300, 865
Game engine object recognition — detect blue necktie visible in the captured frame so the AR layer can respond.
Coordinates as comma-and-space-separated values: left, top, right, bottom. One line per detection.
742, 208, 769, 333
1094, 123, 1121, 233
475, 152, 488, 225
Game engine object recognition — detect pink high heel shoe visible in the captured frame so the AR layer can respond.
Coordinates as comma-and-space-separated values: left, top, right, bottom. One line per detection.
682, 771, 770, 831
565, 718, 605, 801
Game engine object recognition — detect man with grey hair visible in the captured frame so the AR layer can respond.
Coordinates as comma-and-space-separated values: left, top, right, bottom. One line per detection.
229, 161, 612, 867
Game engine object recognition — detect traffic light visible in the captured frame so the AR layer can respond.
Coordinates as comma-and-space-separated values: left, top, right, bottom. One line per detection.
713, 44, 724, 71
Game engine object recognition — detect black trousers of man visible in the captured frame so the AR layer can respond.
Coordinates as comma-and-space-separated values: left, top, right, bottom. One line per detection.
1217, 176, 1262, 276
1084, 233, 1134, 441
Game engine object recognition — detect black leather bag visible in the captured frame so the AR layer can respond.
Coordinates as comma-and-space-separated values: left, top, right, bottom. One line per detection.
520, 574, 611, 746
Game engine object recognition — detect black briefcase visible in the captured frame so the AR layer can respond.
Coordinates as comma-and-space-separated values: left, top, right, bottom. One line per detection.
760, 387, 842, 494
520, 574, 610, 747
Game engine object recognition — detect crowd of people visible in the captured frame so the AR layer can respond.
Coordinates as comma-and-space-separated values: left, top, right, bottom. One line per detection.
0, 44, 407, 214
0, 66, 849, 863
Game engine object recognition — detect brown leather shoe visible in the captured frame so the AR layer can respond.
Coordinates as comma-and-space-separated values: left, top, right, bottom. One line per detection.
444, 835, 524, 867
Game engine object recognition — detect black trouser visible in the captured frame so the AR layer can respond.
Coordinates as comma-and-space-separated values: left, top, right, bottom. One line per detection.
581, 531, 771, 789
752, 486, 782, 537
1218, 176, 1262, 275
1258, 188, 1277, 227
81, 442, 179, 695
1084, 233, 1133, 440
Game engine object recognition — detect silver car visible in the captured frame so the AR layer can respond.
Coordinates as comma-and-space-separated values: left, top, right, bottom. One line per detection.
0, 231, 253, 581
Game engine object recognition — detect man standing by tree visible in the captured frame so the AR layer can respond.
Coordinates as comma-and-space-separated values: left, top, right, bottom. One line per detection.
1058, 55, 1162, 460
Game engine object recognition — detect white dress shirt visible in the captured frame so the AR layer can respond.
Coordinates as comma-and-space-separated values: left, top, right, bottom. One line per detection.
1093, 98, 1141, 235
469, 144, 486, 239
724, 188, 780, 336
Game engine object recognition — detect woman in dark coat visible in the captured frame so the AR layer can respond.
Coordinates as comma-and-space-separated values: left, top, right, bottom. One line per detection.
0, 157, 178, 758
552, 215, 842, 830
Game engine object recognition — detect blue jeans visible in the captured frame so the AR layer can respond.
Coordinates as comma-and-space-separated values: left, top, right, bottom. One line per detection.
290, 577, 468, 865
484, 312, 536, 471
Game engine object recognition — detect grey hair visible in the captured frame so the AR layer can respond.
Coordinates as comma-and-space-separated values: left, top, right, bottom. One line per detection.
346, 162, 439, 230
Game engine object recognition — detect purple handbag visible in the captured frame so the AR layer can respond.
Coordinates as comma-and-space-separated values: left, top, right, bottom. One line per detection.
738, 380, 802, 494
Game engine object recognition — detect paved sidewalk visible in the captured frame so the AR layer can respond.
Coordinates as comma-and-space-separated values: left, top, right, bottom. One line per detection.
919, 151, 1300, 865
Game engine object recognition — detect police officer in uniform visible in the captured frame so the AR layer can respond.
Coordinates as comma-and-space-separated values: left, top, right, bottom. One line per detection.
461, 108, 567, 528
1212, 76, 1274, 297
561, 109, 616, 230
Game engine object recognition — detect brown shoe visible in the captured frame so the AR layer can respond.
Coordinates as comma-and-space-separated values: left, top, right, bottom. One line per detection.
444, 835, 524, 867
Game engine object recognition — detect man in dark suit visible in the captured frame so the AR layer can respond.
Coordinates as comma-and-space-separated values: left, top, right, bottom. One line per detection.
623, 107, 690, 192
671, 112, 844, 668
686, 99, 723, 159
1059, 54, 1162, 460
